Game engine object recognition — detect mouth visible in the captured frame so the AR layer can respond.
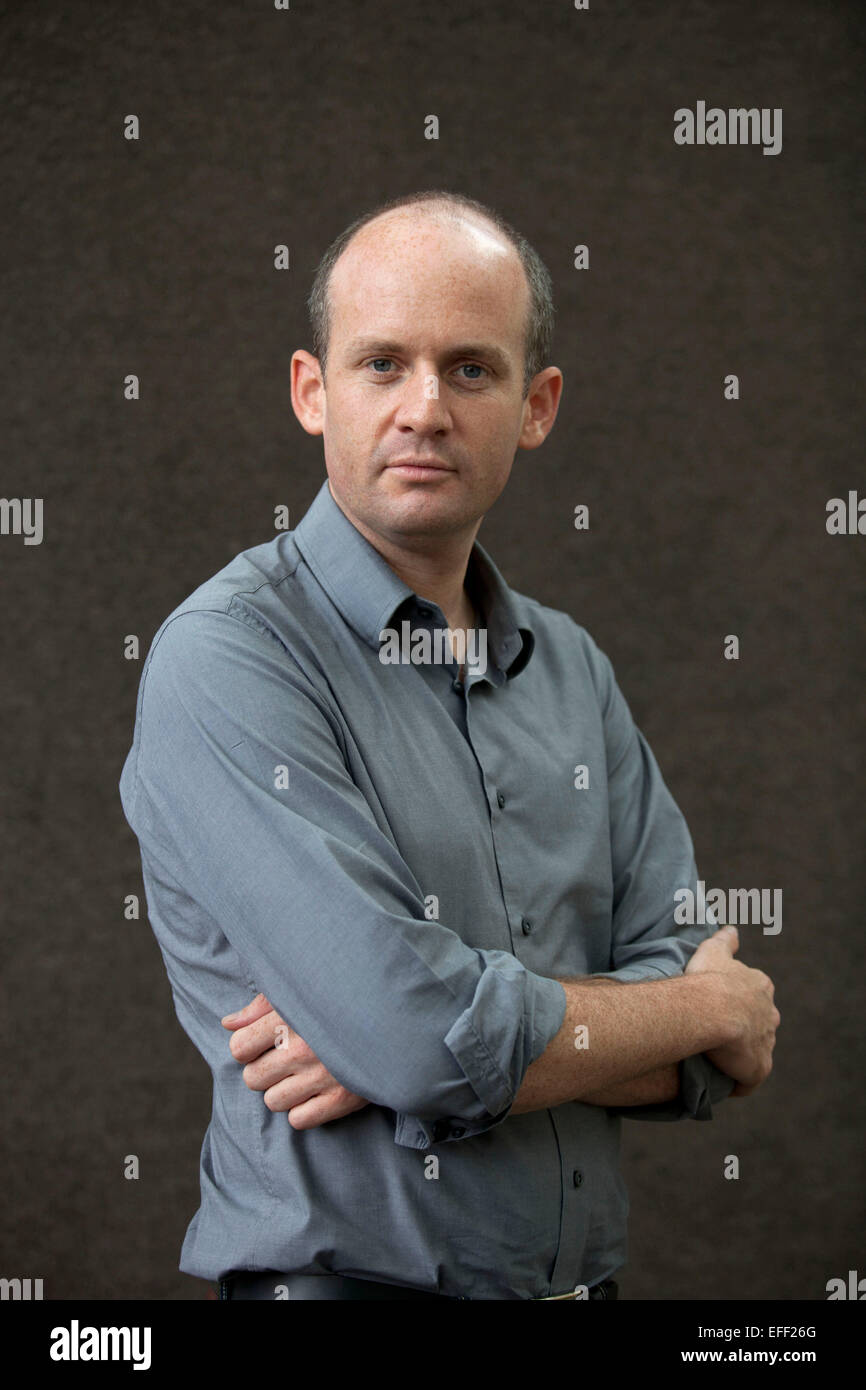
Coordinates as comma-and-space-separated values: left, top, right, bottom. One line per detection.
385, 459, 455, 479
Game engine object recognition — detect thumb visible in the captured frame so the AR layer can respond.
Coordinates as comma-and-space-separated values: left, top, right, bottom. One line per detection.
221, 992, 272, 1028
715, 923, 739, 953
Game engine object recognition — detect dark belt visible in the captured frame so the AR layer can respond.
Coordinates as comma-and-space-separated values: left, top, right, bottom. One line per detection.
218, 1270, 618, 1301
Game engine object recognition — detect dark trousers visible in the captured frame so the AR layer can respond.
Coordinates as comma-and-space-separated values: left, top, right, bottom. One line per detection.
218, 1271, 619, 1300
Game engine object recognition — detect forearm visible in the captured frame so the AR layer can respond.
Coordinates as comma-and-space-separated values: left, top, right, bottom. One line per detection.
566, 978, 679, 1108
580, 1063, 680, 1107
511, 971, 732, 1115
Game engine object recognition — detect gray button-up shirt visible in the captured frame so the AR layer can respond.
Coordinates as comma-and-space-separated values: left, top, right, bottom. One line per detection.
119, 478, 733, 1298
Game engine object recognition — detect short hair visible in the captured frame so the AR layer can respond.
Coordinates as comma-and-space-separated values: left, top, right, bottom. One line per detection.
306, 190, 555, 398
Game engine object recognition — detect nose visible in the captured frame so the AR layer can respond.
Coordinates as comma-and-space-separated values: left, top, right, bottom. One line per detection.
393, 366, 452, 433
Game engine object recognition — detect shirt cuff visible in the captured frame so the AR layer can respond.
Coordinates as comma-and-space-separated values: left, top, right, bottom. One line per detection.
592, 963, 676, 984
392, 973, 567, 1149
680, 1052, 736, 1119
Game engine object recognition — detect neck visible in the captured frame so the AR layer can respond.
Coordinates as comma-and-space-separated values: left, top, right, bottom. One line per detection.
387, 547, 477, 630
329, 484, 480, 631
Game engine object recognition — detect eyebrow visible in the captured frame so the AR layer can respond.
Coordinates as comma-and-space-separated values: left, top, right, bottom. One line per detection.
344, 337, 513, 375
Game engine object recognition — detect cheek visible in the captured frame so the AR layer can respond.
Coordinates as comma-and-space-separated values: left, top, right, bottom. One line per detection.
333, 391, 379, 447
323, 396, 361, 455
478, 414, 520, 460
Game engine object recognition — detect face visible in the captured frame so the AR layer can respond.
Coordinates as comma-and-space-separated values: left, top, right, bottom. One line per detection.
291, 209, 561, 550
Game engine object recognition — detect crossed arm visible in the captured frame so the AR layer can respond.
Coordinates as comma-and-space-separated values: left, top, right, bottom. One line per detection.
221, 977, 680, 1130
222, 924, 778, 1130
223, 978, 683, 1128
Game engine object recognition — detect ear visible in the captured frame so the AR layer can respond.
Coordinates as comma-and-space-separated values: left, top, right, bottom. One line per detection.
517, 367, 563, 450
291, 350, 326, 436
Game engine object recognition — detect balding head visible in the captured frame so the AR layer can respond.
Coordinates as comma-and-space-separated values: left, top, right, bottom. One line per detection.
307, 191, 554, 398
326, 207, 530, 400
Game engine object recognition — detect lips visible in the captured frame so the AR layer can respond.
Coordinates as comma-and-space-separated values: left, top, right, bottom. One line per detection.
386, 459, 454, 471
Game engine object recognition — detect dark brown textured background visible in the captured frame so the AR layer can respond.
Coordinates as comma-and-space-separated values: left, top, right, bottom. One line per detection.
1, 0, 863, 1300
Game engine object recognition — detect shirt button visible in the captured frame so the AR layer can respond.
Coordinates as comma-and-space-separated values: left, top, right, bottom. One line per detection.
432, 1120, 450, 1142
496, 792, 506, 808
573, 1170, 584, 1188
451, 1126, 465, 1138
452, 678, 463, 693
418, 605, 433, 618
521, 917, 532, 935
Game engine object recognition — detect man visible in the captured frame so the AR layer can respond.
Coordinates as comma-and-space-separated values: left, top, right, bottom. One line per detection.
119, 189, 779, 1301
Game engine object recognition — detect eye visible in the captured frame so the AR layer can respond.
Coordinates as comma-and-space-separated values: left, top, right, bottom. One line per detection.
456, 363, 487, 381
367, 358, 396, 374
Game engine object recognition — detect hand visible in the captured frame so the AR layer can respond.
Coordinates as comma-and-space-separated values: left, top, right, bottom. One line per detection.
220, 994, 371, 1129
685, 924, 781, 1096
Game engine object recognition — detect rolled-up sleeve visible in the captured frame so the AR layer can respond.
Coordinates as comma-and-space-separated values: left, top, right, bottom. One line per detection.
121, 607, 567, 1148
580, 632, 735, 1120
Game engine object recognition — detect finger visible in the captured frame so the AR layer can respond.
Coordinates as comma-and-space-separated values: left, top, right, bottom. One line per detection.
229, 1012, 293, 1062
285, 1090, 369, 1130
221, 993, 275, 1029
261, 1074, 323, 1113
243, 1047, 325, 1091
731, 1080, 756, 1098
717, 923, 739, 952
242, 1053, 295, 1091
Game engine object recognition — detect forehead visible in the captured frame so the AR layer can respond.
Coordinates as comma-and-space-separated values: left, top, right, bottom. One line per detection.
328, 211, 529, 352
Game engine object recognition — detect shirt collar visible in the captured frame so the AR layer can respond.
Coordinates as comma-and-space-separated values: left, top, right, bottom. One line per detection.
293, 479, 535, 683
